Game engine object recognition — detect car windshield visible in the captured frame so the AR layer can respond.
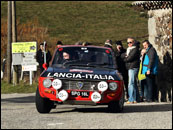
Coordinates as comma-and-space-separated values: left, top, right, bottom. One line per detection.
52, 46, 116, 69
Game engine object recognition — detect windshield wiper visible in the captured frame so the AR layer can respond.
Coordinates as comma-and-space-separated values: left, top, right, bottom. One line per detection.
69, 63, 115, 69
63, 61, 115, 69
87, 63, 115, 69
63, 60, 80, 66
68, 64, 97, 68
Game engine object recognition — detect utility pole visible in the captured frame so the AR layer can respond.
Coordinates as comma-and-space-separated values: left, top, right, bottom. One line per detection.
12, 1, 18, 85
7, 1, 12, 84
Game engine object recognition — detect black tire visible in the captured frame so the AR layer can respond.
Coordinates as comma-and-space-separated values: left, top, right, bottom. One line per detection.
35, 87, 54, 113
108, 92, 124, 113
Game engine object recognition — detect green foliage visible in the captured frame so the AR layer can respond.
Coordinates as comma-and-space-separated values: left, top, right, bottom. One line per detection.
1, 80, 37, 94
1, 1, 149, 93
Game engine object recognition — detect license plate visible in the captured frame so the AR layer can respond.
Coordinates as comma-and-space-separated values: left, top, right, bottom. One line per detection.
71, 91, 89, 98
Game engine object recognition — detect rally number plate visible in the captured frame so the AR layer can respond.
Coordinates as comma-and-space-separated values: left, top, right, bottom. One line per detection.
71, 91, 90, 98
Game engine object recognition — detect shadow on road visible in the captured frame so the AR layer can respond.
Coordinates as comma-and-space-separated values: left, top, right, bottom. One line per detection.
1, 96, 35, 103
1, 95, 172, 114
123, 103, 172, 113
51, 106, 108, 114
51, 103, 172, 114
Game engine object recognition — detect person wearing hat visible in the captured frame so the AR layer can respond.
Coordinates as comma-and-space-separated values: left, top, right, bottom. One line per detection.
36, 42, 52, 73
115, 41, 129, 100
116, 40, 125, 52
56, 41, 63, 48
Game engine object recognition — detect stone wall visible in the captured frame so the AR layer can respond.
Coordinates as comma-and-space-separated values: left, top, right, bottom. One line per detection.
148, 9, 172, 102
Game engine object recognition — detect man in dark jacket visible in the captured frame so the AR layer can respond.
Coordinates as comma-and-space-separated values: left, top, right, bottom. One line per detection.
104, 39, 118, 70
36, 43, 52, 73
121, 38, 140, 104
142, 40, 158, 102
115, 41, 128, 99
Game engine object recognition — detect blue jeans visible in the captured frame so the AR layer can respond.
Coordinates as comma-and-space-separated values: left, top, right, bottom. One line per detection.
128, 68, 139, 102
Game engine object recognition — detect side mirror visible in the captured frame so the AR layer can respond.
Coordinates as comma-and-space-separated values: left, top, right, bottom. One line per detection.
42, 63, 48, 70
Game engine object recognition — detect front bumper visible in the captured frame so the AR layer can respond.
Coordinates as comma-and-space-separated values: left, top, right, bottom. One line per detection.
38, 77, 124, 105
39, 87, 124, 105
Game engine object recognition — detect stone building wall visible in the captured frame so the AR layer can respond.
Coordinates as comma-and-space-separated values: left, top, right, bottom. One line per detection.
148, 9, 172, 102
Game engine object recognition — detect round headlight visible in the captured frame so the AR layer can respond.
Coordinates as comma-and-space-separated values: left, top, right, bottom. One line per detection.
43, 79, 52, 88
109, 82, 118, 91
52, 79, 62, 90
97, 81, 108, 92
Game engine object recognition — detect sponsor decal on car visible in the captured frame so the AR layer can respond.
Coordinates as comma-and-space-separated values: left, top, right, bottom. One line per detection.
47, 72, 115, 80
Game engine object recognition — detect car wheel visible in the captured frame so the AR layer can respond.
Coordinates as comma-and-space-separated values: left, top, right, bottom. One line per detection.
108, 92, 124, 113
35, 87, 54, 113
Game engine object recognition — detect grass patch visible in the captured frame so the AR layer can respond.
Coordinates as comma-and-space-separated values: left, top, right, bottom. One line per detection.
1, 1, 148, 45
1, 80, 38, 94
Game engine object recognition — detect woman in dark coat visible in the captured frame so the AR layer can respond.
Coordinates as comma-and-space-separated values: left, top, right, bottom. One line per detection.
36, 43, 52, 73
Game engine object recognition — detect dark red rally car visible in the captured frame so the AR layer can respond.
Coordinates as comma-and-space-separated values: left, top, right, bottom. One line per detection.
35, 45, 125, 113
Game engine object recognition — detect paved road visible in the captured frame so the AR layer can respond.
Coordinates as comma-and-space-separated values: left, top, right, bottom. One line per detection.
1, 93, 172, 129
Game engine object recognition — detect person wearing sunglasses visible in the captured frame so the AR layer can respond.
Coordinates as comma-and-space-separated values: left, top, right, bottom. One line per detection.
121, 37, 140, 104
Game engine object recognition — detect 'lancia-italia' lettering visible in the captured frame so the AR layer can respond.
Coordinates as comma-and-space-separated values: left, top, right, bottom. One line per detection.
47, 73, 114, 80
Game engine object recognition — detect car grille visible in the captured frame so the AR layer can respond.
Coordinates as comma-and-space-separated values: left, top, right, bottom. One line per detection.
61, 80, 99, 91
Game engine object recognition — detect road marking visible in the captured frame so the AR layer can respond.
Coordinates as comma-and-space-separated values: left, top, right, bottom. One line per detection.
47, 123, 64, 126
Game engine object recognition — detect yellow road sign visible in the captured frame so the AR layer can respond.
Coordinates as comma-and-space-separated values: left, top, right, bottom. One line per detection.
12, 42, 37, 53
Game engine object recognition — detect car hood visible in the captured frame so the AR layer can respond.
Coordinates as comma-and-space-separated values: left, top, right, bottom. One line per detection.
41, 67, 122, 81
